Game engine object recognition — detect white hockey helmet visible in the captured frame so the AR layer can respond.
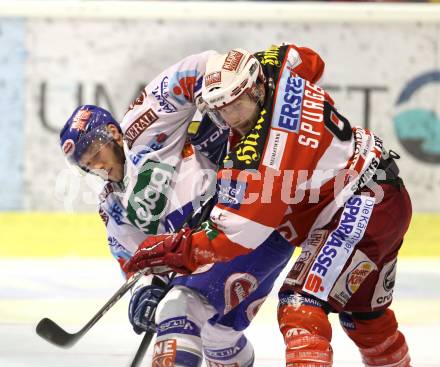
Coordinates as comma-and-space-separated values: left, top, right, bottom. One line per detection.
202, 48, 265, 111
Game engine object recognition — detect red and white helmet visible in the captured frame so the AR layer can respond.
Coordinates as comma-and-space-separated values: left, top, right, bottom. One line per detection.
202, 48, 265, 110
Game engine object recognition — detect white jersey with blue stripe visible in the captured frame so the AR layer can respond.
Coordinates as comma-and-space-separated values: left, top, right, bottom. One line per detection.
98, 50, 218, 270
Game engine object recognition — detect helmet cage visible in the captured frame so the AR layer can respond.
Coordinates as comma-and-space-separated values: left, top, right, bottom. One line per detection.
64, 124, 114, 172
60, 105, 120, 174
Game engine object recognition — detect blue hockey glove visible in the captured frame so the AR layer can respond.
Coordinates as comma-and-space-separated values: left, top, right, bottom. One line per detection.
128, 282, 167, 334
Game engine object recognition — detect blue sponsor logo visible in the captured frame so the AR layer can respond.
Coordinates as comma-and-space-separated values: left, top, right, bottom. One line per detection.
339, 312, 356, 330
129, 133, 167, 165
272, 72, 305, 133
109, 202, 124, 225
108, 236, 132, 259
204, 335, 247, 360
311, 196, 362, 277
152, 76, 178, 113
277, 77, 304, 132
157, 316, 200, 337
217, 179, 247, 210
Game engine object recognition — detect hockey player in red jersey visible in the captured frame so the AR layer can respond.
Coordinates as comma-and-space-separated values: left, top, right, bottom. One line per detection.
124, 44, 412, 366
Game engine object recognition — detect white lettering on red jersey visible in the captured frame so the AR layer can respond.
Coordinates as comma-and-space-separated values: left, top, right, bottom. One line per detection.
187, 45, 385, 270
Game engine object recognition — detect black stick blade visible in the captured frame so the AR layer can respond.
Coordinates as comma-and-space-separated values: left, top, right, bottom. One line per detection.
36, 318, 78, 348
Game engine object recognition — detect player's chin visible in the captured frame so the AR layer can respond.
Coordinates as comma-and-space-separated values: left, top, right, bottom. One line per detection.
108, 168, 123, 183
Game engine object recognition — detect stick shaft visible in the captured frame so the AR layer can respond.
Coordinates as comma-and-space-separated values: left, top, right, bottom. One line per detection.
36, 269, 148, 347
128, 197, 215, 364
130, 331, 154, 367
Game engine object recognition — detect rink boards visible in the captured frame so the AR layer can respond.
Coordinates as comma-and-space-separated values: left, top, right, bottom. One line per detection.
0, 212, 439, 258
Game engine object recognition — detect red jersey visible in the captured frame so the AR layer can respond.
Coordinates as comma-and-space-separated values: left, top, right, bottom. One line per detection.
183, 44, 385, 271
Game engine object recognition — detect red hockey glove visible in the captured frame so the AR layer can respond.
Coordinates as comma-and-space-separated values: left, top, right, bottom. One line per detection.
123, 227, 195, 276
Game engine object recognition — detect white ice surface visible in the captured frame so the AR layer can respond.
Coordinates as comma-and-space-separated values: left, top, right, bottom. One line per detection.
1, 258, 439, 367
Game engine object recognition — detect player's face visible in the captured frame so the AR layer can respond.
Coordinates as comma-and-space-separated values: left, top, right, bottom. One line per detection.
217, 93, 259, 135
79, 141, 125, 182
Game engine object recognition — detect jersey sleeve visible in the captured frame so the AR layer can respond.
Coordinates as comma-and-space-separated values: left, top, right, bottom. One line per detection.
99, 184, 148, 277
180, 163, 290, 272
292, 45, 325, 84
121, 50, 218, 167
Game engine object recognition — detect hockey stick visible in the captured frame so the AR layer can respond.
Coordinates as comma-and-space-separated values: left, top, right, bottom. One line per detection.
129, 331, 155, 367
129, 196, 215, 367
36, 268, 150, 348
35, 196, 214, 352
